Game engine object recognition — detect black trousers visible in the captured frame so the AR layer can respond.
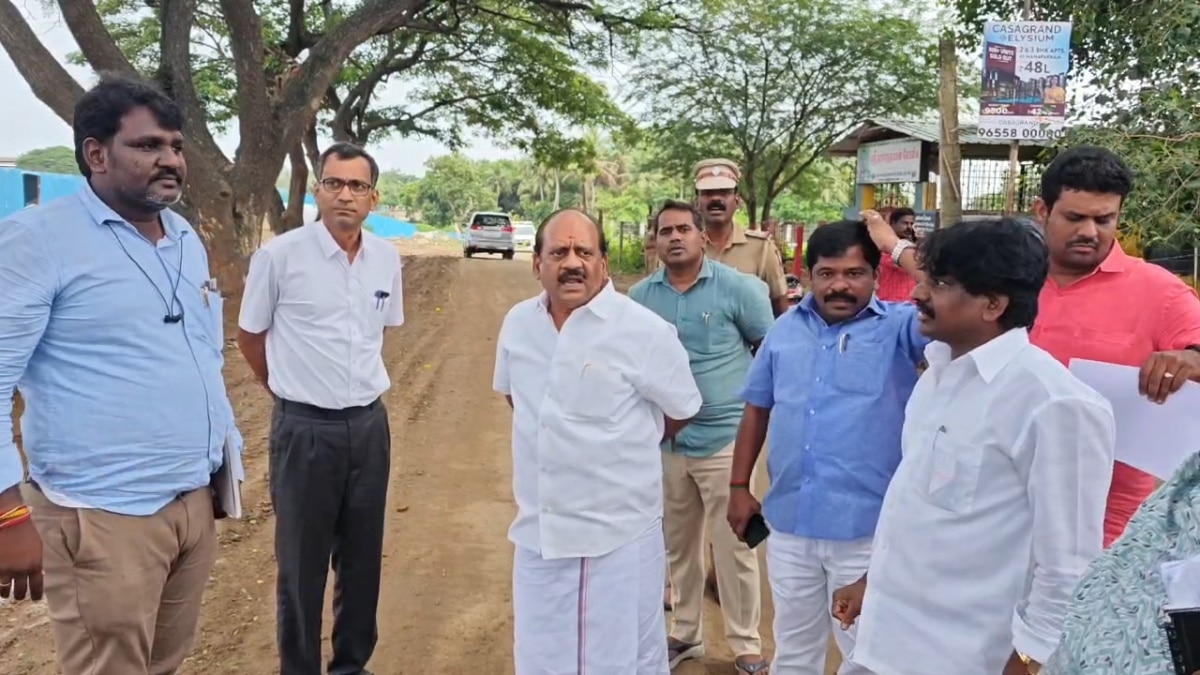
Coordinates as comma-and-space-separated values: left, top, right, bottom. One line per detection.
269, 397, 391, 675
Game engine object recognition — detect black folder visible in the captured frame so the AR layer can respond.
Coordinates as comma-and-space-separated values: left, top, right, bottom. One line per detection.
1164, 607, 1200, 674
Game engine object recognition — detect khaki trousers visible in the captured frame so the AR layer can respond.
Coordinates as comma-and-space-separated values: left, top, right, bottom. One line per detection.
663, 444, 762, 656
24, 485, 218, 675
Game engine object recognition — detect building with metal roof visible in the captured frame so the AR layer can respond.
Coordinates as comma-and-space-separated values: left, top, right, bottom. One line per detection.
826, 117, 1056, 222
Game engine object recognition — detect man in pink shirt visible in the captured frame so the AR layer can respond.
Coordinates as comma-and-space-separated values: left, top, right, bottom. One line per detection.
875, 208, 917, 302
1030, 146, 1200, 546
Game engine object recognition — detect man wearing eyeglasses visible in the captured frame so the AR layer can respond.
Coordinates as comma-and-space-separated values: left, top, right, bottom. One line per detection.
237, 142, 404, 675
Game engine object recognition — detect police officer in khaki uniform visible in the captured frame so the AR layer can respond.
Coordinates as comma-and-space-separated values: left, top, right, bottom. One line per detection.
687, 160, 787, 621
693, 159, 789, 317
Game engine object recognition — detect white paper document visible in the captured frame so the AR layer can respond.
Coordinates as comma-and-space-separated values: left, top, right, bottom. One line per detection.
1069, 359, 1200, 480
212, 436, 244, 519
1162, 556, 1200, 610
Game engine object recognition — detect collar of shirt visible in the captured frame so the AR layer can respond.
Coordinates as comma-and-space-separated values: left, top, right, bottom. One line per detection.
646, 258, 714, 288
1097, 242, 1133, 274
795, 291, 889, 324
924, 327, 1029, 384
310, 220, 369, 260
77, 181, 188, 242
537, 278, 618, 320
706, 224, 747, 254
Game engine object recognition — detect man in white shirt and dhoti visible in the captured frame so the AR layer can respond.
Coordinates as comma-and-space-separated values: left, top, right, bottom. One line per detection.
830, 218, 1116, 675
493, 209, 703, 674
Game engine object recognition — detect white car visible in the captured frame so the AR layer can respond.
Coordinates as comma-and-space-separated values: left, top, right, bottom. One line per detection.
463, 212, 515, 259
513, 222, 535, 252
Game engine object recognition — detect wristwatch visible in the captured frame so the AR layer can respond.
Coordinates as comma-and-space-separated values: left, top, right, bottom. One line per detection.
891, 239, 914, 265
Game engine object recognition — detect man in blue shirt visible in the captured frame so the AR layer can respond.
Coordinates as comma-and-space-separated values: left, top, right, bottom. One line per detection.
726, 219, 926, 674
0, 74, 240, 675
630, 200, 775, 674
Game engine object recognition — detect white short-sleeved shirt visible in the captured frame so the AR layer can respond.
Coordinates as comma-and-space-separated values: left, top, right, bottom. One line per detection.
851, 328, 1115, 673
238, 221, 404, 410
494, 281, 702, 559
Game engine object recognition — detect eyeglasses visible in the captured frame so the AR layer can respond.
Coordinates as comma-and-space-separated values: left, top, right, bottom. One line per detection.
318, 178, 374, 196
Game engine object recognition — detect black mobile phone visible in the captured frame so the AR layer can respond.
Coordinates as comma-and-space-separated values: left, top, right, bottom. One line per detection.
1164, 607, 1200, 674
744, 513, 770, 549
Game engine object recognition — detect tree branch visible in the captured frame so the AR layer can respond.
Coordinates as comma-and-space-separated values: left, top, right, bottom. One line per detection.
281, 0, 313, 56
159, 0, 227, 167
331, 33, 432, 141
357, 92, 487, 139
217, 0, 274, 174
0, 0, 84, 124
56, 0, 136, 75
276, 0, 434, 151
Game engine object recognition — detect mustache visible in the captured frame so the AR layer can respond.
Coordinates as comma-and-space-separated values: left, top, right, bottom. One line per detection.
152, 170, 183, 183
916, 301, 936, 319
1067, 238, 1098, 249
558, 269, 586, 283
705, 200, 726, 211
823, 292, 857, 304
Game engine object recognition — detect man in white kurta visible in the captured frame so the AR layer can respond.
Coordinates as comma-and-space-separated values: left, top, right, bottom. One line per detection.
494, 209, 703, 675
832, 217, 1117, 675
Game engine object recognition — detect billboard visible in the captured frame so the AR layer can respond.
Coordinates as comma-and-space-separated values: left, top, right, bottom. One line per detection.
978, 21, 1073, 141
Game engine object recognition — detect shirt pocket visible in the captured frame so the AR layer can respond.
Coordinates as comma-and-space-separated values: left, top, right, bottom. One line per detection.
184, 286, 224, 357
678, 312, 716, 354
359, 283, 392, 334
919, 428, 983, 513
834, 337, 886, 394
562, 360, 629, 423
773, 340, 814, 403
1037, 324, 1143, 365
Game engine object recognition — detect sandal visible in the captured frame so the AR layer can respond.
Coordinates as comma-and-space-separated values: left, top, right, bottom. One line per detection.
668, 639, 703, 669
734, 655, 770, 674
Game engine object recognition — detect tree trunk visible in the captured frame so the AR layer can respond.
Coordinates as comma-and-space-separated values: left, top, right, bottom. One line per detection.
272, 141, 310, 235
2, 0, 436, 329
178, 169, 276, 329
937, 34, 963, 228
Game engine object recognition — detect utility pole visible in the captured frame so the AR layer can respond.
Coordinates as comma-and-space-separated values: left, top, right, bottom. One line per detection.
1003, 0, 1035, 214
938, 33, 963, 227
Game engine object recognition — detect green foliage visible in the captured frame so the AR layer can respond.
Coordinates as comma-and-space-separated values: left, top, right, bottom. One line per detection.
606, 232, 645, 274
953, 0, 1200, 246
376, 171, 421, 211
393, 133, 854, 237
74, 0, 243, 131
414, 154, 497, 228
1063, 126, 1200, 249
83, 0, 655, 158
628, 0, 937, 224
14, 146, 79, 174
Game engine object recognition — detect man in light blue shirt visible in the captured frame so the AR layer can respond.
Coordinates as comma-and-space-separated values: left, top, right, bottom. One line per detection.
0, 74, 240, 675
630, 200, 774, 673
726, 219, 926, 674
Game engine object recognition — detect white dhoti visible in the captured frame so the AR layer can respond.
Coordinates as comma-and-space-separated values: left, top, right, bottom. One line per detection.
513, 520, 668, 675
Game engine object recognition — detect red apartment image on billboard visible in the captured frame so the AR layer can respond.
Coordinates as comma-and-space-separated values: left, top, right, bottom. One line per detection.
985, 43, 1017, 74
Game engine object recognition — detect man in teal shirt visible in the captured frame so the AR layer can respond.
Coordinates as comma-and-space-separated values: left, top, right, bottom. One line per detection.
630, 200, 775, 673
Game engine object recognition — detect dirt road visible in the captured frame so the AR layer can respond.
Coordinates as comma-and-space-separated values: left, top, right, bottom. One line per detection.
1, 249, 844, 674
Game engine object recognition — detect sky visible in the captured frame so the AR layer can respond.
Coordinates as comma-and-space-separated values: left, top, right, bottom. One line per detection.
0, 5, 531, 176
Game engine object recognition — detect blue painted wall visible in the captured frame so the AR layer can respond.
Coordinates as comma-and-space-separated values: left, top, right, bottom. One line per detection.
0, 169, 419, 239
0, 167, 85, 216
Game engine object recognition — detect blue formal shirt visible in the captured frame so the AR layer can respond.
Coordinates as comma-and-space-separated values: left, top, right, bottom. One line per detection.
740, 294, 927, 540
629, 259, 775, 457
0, 183, 241, 516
